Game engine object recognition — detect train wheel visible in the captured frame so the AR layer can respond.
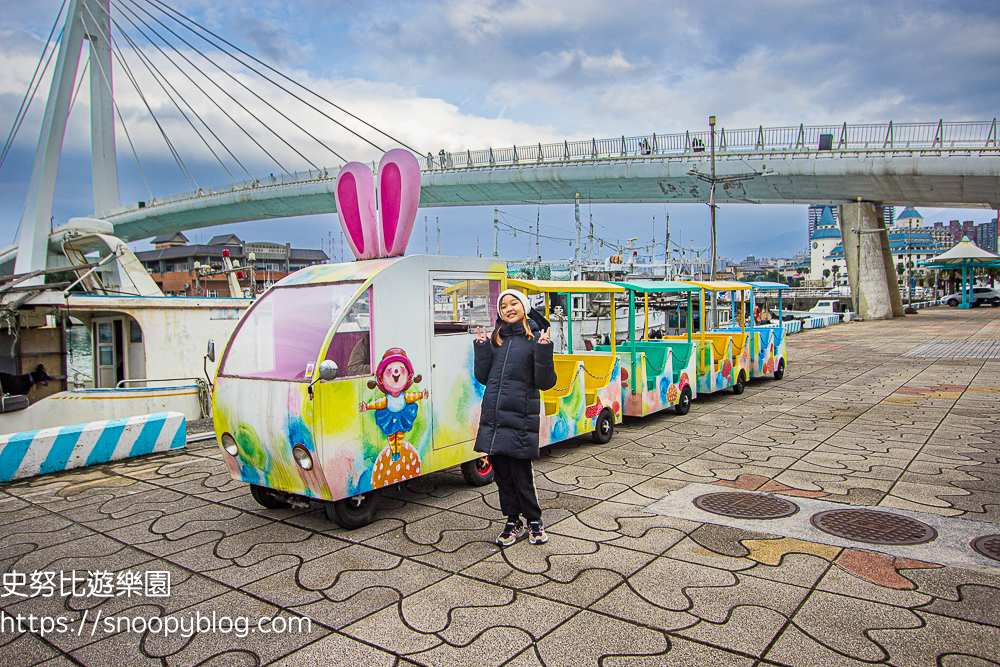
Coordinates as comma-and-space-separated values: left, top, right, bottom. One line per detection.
774, 359, 785, 381
249, 484, 291, 509
461, 456, 494, 486
732, 371, 747, 395
325, 489, 381, 529
675, 387, 692, 415
591, 408, 615, 444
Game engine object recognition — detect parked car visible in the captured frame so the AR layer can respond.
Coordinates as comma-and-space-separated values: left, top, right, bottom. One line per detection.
942, 287, 1000, 307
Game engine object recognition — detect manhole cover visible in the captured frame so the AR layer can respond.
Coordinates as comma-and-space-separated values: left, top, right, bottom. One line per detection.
810, 509, 937, 545
971, 535, 1000, 562
693, 492, 799, 519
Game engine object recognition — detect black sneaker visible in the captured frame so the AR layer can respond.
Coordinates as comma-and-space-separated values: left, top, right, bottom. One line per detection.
528, 521, 548, 545
496, 519, 525, 546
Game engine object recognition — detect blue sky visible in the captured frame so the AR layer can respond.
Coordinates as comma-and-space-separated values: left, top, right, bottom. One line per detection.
2, 0, 998, 262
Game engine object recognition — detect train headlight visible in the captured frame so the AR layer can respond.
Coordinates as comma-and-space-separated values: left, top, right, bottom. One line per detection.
292, 444, 313, 471
221, 433, 239, 457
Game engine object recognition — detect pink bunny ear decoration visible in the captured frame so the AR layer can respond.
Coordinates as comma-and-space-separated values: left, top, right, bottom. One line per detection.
335, 162, 380, 260
377, 149, 421, 258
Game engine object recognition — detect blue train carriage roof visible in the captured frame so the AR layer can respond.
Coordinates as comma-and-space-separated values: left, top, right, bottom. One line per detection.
611, 280, 699, 293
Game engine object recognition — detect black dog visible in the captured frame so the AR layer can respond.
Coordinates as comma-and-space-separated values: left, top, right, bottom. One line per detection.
0, 364, 52, 395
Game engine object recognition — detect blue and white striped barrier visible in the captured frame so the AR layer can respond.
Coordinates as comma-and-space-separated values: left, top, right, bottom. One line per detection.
783, 320, 803, 334
0, 412, 186, 482
802, 314, 842, 329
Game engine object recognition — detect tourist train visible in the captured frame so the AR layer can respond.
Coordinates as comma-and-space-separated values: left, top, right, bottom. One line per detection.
213, 254, 790, 528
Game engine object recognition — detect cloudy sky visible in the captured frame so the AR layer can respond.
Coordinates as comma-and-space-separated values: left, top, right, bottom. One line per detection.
1, 0, 998, 262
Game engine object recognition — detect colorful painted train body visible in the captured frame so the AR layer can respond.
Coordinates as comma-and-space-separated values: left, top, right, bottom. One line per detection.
212, 257, 623, 526
717, 281, 789, 380
660, 281, 755, 397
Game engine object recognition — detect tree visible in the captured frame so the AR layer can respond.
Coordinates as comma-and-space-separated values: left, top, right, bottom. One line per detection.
831, 264, 840, 285
896, 262, 905, 283
822, 269, 831, 286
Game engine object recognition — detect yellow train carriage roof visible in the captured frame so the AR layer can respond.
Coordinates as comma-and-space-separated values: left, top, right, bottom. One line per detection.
507, 279, 625, 294
682, 280, 752, 292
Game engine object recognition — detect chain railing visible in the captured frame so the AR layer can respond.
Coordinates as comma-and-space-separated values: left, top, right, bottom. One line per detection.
103, 120, 999, 218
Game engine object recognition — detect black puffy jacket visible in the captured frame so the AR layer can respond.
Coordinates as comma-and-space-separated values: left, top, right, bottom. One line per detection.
473, 318, 558, 459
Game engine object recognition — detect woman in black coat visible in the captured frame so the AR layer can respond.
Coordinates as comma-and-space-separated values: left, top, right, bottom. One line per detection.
474, 289, 558, 546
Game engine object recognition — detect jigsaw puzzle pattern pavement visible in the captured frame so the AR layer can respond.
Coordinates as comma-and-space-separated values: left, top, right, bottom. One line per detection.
2, 306, 1000, 666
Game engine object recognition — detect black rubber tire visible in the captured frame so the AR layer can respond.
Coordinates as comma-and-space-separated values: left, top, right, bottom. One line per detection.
675, 386, 692, 415
774, 359, 785, 381
732, 371, 746, 395
325, 489, 381, 529
249, 484, 291, 509
461, 456, 495, 486
992, 300, 999, 308
591, 408, 615, 444
947, 299, 958, 307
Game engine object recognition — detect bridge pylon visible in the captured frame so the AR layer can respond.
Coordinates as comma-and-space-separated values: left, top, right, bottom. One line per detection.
14, 0, 119, 282
839, 202, 904, 320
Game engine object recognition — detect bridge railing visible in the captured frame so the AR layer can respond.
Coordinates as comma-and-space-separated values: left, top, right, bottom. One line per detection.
103, 120, 998, 217
424, 119, 999, 170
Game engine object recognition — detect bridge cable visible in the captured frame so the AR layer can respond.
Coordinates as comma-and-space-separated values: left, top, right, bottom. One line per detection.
118, 0, 344, 166
102, 12, 241, 183
0, 1, 67, 172
66, 57, 90, 116
110, 15, 249, 182
143, 0, 413, 155
107, 14, 253, 181
111, 4, 290, 177
114, 0, 326, 170
108, 33, 197, 190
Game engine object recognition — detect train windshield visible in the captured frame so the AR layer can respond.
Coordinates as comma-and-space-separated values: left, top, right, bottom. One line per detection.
220, 282, 361, 380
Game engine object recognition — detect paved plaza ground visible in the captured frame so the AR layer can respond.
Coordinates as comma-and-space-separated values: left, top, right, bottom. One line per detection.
2, 305, 1000, 666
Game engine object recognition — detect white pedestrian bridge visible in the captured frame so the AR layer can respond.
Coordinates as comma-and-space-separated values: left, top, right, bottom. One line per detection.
102, 120, 1000, 241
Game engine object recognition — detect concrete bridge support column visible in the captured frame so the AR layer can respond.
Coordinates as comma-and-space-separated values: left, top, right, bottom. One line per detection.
838, 202, 904, 320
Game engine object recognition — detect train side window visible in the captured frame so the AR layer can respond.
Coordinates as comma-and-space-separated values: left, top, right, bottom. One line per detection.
325, 288, 372, 377
432, 279, 500, 334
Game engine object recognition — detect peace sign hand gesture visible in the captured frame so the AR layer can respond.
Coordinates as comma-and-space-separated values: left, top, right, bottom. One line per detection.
538, 328, 551, 344
476, 326, 487, 344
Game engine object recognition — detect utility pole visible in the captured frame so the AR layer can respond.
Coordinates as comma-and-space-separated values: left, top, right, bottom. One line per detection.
493, 208, 499, 257
574, 193, 582, 279
665, 212, 671, 278
535, 207, 541, 267
436, 217, 440, 254
589, 211, 594, 263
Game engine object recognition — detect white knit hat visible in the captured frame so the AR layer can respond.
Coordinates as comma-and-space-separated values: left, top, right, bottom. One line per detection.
496, 289, 530, 318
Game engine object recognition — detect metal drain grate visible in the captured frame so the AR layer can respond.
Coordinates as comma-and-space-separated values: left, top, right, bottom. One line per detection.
693, 492, 799, 519
811, 509, 937, 545
971, 535, 1000, 562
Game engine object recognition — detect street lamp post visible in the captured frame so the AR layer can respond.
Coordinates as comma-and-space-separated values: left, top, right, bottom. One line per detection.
907, 218, 913, 308
708, 116, 717, 328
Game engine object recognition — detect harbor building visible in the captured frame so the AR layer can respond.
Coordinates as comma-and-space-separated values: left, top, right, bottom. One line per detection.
136, 234, 328, 297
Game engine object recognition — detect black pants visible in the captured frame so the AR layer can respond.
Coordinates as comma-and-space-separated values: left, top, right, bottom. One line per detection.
489, 454, 542, 523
